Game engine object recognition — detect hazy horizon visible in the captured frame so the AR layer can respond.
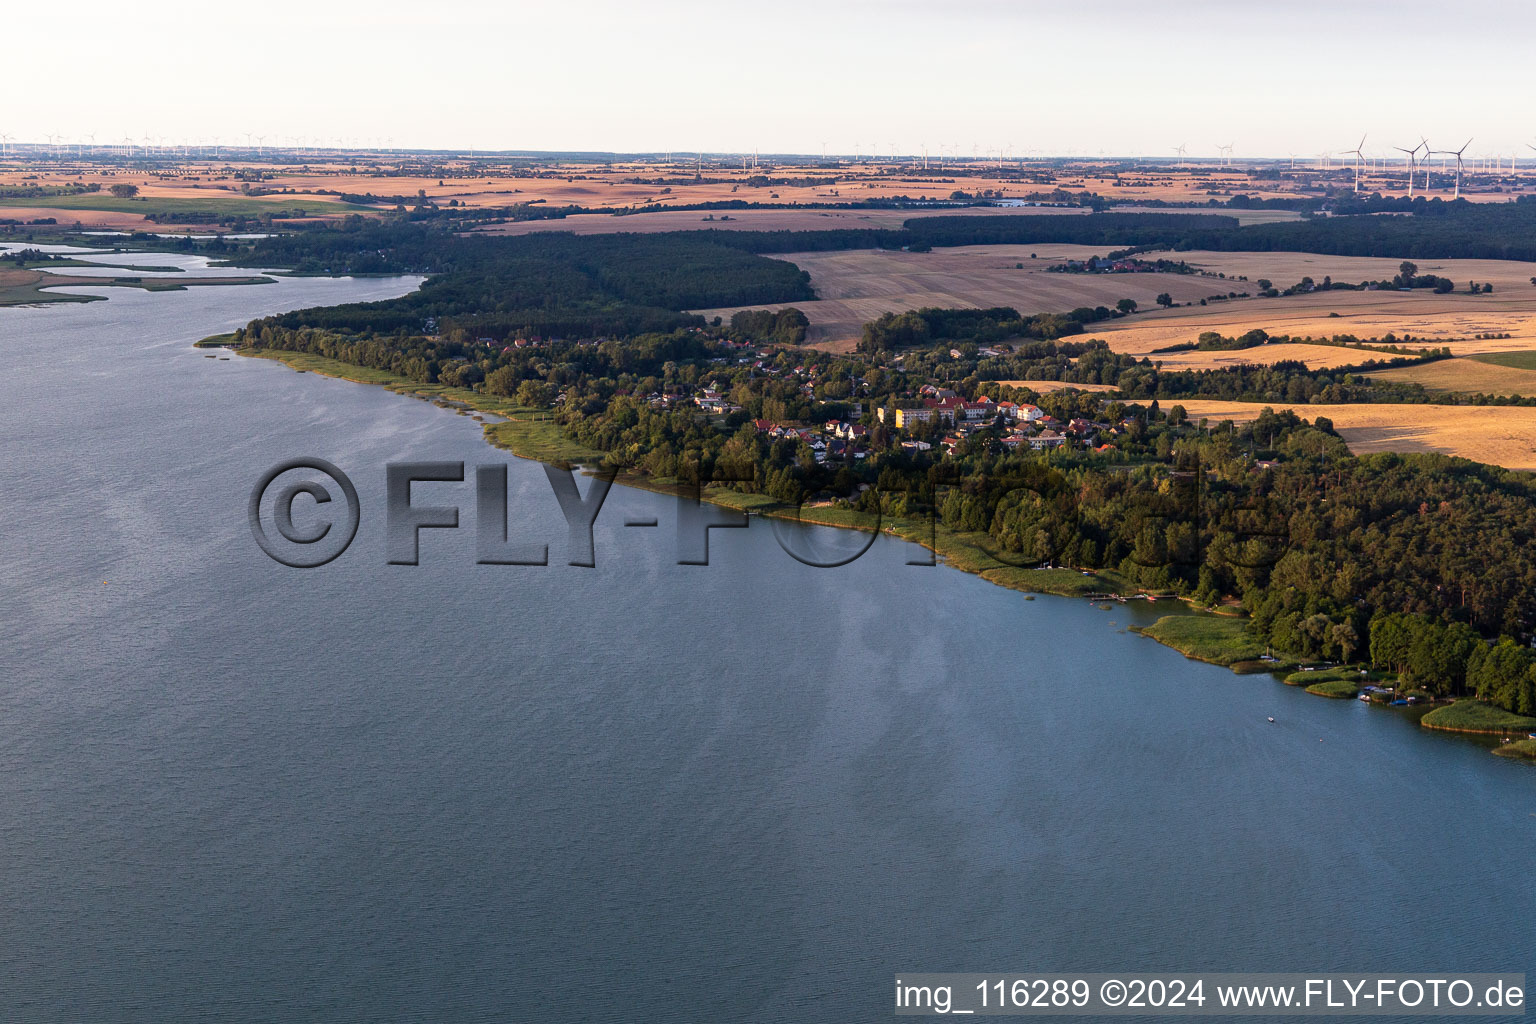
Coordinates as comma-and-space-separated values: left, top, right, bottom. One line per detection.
8, 0, 1536, 159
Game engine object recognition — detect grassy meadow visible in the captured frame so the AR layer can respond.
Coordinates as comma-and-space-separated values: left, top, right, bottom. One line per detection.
1420, 700, 1536, 734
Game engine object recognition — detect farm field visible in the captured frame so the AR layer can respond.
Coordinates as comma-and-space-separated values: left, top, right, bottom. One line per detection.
474, 203, 1300, 236
0, 162, 1285, 211
1368, 357, 1536, 396
1470, 350, 1536, 370
0, 194, 349, 216
692, 244, 1245, 351
1087, 250, 1536, 361
991, 380, 1121, 393
693, 244, 1536, 356
0, 191, 357, 231
1150, 249, 1536, 292
482, 206, 1076, 235
8, 155, 1529, 246
1172, 400, 1536, 471
1151, 342, 1395, 371
0, 161, 1312, 238
0, 205, 159, 230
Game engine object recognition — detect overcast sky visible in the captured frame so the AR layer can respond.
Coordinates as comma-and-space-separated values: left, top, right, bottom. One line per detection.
8, 0, 1533, 159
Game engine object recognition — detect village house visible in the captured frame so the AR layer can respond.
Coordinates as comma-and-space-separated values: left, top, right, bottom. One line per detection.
924, 396, 965, 423
1029, 430, 1067, 449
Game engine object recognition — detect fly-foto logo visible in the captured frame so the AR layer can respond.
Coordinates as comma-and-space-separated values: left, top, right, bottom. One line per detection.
248, 459, 934, 569
249, 453, 1295, 572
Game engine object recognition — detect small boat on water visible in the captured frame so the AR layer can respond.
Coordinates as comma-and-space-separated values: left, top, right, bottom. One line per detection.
1358, 693, 1371, 702
1267, 716, 1275, 723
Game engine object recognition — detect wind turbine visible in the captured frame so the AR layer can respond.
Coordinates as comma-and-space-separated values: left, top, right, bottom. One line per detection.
0, 133, 11, 157
1348, 135, 1366, 192
1445, 138, 1472, 199
1218, 141, 1234, 166
1172, 142, 1187, 165
1393, 141, 1423, 197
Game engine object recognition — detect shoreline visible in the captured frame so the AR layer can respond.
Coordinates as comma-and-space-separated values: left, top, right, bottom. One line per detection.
234, 344, 1154, 603
233, 342, 1536, 762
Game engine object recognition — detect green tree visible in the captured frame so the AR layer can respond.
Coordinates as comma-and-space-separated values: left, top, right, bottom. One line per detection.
516, 379, 555, 407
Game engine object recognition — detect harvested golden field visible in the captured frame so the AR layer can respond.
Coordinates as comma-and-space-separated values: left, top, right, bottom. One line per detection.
3, 161, 1043, 213
1060, 171, 1294, 203
991, 380, 1121, 393
0, 161, 1313, 232
1085, 250, 1536, 362
1149, 342, 1394, 371
0, 205, 151, 229
1368, 357, 1536, 395
1093, 293, 1536, 360
693, 244, 1241, 351
1156, 250, 1536, 292
696, 246, 1536, 356
1174, 401, 1536, 471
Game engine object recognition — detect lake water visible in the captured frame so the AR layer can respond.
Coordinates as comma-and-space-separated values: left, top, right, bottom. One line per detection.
1, 252, 1532, 1022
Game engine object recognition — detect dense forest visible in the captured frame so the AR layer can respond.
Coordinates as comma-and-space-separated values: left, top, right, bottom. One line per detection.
858, 306, 1103, 352
241, 219, 814, 341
